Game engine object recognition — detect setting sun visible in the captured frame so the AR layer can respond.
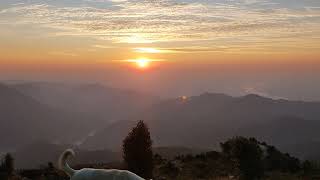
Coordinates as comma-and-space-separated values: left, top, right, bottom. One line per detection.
136, 58, 150, 68
125, 58, 152, 69
124, 58, 165, 69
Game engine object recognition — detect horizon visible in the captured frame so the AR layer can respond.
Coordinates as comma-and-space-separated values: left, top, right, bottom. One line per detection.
1, 79, 319, 102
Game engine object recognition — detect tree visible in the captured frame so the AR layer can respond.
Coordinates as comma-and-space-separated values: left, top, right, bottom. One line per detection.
302, 160, 313, 176
123, 120, 153, 179
220, 137, 264, 180
264, 145, 300, 173
0, 153, 14, 176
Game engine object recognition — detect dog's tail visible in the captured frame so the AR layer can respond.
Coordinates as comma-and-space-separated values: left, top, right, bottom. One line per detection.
58, 149, 77, 177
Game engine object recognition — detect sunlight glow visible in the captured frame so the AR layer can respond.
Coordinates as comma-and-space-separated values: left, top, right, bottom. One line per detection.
181, 96, 189, 101
122, 58, 166, 69
125, 58, 153, 69
122, 35, 153, 44
136, 58, 150, 68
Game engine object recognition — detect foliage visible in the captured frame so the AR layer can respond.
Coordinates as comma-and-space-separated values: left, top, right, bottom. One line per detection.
154, 151, 236, 179
264, 145, 300, 173
0, 153, 15, 179
123, 120, 153, 179
154, 137, 303, 180
0, 133, 309, 180
221, 137, 264, 180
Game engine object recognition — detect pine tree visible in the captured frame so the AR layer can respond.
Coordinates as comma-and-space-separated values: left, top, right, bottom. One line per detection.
0, 153, 14, 177
123, 120, 153, 179
4, 154, 14, 176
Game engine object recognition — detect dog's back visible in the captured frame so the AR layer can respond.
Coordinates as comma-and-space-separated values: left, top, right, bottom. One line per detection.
72, 168, 144, 180
58, 149, 145, 180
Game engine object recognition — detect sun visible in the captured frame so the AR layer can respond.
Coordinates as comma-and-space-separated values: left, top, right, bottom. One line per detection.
135, 58, 150, 68
124, 58, 164, 69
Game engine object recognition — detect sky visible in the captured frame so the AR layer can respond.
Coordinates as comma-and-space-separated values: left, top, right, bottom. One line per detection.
0, 0, 320, 100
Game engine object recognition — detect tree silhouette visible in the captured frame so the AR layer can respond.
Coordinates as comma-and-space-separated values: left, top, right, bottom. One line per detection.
221, 137, 263, 180
302, 160, 313, 176
123, 120, 153, 179
264, 145, 300, 173
0, 153, 14, 176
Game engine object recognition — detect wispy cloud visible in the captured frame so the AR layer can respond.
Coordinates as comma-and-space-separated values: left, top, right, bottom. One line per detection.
49, 51, 79, 57
0, 0, 319, 53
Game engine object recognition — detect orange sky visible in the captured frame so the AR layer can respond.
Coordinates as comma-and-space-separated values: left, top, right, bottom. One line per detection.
1, 0, 320, 100
1, 0, 320, 67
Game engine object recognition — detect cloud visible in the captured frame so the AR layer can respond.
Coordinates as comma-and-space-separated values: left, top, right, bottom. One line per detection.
49, 51, 78, 57
93, 44, 115, 49
0, 0, 319, 52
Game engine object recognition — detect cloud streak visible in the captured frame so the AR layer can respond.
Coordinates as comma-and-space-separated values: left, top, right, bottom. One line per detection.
0, 0, 320, 54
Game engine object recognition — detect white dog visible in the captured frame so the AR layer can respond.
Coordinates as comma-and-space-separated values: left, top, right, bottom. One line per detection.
58, 149, 145, 180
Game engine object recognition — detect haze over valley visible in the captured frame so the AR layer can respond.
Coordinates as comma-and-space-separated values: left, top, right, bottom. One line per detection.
1, 81, 320, 168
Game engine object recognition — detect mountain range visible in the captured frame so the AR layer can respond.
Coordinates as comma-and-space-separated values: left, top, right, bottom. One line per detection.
0, 83, 95, 150
0, 82, 157, 151
10, 82, 158, 122
82, 93, 320, 159
1, 81, 320, 163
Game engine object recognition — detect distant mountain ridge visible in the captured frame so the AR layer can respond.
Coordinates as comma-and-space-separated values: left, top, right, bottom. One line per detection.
12, 141, 203, 169
0, 83, 100, 150
0, 81, 159, 151
82, 92, 320, 158
10, 82, 159, 122
2, 81, 320, 160
12, 141, 121, 169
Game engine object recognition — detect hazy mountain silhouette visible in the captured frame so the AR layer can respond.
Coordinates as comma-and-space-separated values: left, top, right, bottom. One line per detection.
13, 141, 121, 168
11, 82, 159, 122
2, 81, 320, 160
239, 116, 320, 145
0, 83, 100, 151
83, 93, 320, 158
12, 141, 202, 168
